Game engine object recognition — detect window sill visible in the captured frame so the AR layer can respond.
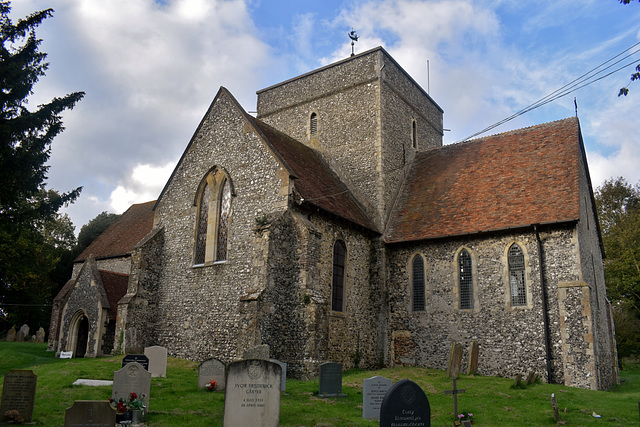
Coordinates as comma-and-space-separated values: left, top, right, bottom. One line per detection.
192, 260, 228, 268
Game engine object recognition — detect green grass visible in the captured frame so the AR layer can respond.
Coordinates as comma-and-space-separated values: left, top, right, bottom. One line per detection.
1, 342, 639, 426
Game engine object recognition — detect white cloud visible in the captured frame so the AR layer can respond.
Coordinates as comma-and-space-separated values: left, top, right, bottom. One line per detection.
109, 163, 174, 213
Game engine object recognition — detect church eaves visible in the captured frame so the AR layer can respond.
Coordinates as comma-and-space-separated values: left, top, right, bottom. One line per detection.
385, 117, 583, 243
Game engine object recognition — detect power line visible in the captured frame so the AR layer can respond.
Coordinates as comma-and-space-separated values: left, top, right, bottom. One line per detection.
459, 40, 640, 142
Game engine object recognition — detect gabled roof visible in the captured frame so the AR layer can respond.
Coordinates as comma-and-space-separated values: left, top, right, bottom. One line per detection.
249, 118, 377, 231
75, 201, 156, 262
385, 117, 582, 243
99, 270, 129, 319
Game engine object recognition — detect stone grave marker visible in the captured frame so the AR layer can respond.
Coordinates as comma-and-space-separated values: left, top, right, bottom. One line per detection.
122, 354, 149, 371
0, 370, 37, 424
112, 361, 151, 414
514, 373, 522, 387
222, 359, 281, 427
198, 358, 226, 390
447, 342, 463, 379
551, 393, 560, 422
526, 371, 538, 385
60, 351, 73, 359
444, 377, 466, 419
380, 379, 430, 427
15, 329, 25, 342
144, 345, 167, 378
64, 400, 116, 427
243, 344, 270, 360
318, 362, 345, 397
19, 324, 29, 337
6, 326, 16, 342
269, 359, 287, 393
467, 340, 479, 375
35, 327, 46, 344
362, 375, 393, 420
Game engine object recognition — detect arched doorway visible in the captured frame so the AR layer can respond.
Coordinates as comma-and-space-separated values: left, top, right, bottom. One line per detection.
74, 315, 89, 358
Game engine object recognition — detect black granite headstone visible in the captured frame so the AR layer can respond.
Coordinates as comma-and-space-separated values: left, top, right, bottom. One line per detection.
380, 379, 430, 427
121, 354, 149, 371
318, 362, 345, 397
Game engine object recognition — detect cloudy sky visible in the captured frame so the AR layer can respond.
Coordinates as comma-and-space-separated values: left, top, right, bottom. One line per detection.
9, 0, 640, 232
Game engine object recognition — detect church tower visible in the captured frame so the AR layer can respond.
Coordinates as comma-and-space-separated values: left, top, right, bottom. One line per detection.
256, 47, 444, 230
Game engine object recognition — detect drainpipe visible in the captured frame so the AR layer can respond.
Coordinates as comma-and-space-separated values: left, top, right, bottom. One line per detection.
534, 224, 553, 383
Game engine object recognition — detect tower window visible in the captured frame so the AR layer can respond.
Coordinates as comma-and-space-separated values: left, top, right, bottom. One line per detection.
412, 120, 417, 149
310, 112, 318, 135
331, 240, 346, 312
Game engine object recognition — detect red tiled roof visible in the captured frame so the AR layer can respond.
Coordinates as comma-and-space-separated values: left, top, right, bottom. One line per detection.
385, 118, 582, 243
75, 201, 156, 262
250, 118, 377, 231
99, 270, 129, 319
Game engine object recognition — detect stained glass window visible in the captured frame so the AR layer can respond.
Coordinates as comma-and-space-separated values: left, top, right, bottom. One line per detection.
412, 255, 425, 311
216, 179, 231, 261
508, 244, 526, 306
194, 183, 210, 265
459, 249, 473, 309
331, 240, 346, 312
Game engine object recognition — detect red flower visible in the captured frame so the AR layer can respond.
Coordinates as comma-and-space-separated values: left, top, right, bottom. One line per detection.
130, 392, 137, 400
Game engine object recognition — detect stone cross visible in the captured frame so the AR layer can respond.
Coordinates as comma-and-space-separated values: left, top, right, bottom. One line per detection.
443, 378, 466, 418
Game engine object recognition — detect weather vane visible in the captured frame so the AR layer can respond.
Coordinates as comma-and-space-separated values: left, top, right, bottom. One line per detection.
348, 29, 359, 56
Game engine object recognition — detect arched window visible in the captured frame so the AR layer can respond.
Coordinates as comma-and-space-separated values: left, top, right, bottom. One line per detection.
194, 169, 233, 265
411, 254, 425, 311
458, 249, 473, 309
508, 243, 526, 306
331, 240, 346, 312
310, 112, 318, 136
412, 120, 417, 149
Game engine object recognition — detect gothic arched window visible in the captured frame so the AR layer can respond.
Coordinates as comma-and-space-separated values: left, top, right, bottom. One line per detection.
411, 254, 425, 311
331, 240, 346, 312
458, 249, 473, 309
194, 169, 233, 265
508, 243, 526, 306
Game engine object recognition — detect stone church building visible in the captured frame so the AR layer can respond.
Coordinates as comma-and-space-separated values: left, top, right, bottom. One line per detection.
52, 47, 618, 390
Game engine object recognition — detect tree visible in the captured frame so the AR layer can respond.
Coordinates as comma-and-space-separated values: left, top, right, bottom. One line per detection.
618, 0, 640, 96
595, 177, 640, 357
77, 211, 120, 253
0, 1, 84, 330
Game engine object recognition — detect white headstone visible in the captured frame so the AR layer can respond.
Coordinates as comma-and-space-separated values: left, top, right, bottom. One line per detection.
222, 359, 281, 427
363, 376, 393, 419
111, 362, 151, 414
144, 346, 167, 378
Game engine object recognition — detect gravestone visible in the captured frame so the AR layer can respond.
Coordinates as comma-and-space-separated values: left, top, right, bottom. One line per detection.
64, 400, 116, 427
198, 358, 226, 390
19, 324, 29, 337
318, 362, 345, 397
0, 370, 37, 424
243, 344, 270, 360
447, 342, 463, 379
60, 351, 73, 359
362, 376, 393, 420
467, 340, 479, 375
35, 327, 46, 344
269, 359, 287, 393
6, 326, 16, 342
551, 393, 560, 422
514, 373, 522, 387
112, 362, 151, 414
222, 359, 281, 427
444, 378, 466, 419
144, 345, 167, 378
526, 371, 538, 385
380, 379, 430, 427
122, 354, 149, 371
15, 329, 25, 342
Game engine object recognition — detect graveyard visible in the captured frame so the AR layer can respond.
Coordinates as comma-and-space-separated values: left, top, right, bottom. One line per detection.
1, 342, 640, 426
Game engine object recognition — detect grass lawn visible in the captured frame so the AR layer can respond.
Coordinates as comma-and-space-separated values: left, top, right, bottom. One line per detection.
1, 341, 639, 426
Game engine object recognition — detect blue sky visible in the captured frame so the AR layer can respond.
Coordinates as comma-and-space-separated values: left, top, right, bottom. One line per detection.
9, 0, 640, 232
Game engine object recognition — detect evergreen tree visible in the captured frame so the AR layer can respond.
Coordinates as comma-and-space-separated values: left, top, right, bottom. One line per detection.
0, 1, 84, 330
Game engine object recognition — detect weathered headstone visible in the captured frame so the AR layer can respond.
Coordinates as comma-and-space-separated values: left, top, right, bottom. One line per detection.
467, 340, 479, 375
6, 326, 16, 342
380, 379, 430, 427
15, 329, 25, 342
526, 371, 538, 385
64, 400, 116, 427
514, 373, 522, 387
0, 370, 37, 424
318, 362, 345, 397
144, 345, 167, 378
222, 359, 281, 427
198, 358, 226, 390
122, 354, 149, 371
269, 359, 287, 393
35, 327, 46, 344
551, 393, 560, 422
243, 344, 270, 360
19, 324, 29, 338
112, 362, 151, 414
447, 342, 463, 379
362, 375, 393, 420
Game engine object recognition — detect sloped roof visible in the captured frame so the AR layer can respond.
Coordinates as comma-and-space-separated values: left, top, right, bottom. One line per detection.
250, 118, 377, 231
385, 117, 582, 243
75, 201, 156, 262
99, 270, 129, 320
